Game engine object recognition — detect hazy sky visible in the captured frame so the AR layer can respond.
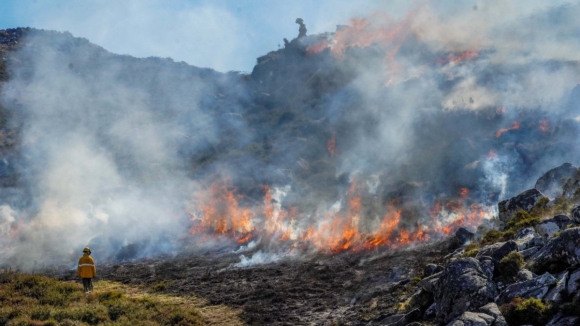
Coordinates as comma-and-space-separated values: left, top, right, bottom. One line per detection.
0, 1, 573, 72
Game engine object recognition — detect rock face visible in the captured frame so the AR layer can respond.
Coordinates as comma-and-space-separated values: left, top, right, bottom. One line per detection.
570, 204, 580, 224
536, 215, 571, 239
447, 303, 507, 326
535, 163, 577, 198
475, 241, 518, 264
498, 189, 546, 223
496, 272, 557, 304
434, 258, 496, 323
529, 228, 580, 272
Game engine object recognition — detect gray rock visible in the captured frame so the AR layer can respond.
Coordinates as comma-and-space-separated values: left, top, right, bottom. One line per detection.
571, 204, 580, 224
546, 312, 580, 326
424, 302, 437, 319
566, 268, 580, 295
384, 308, 420, 326
535, 163, 577, 198
536, 221, 562, 239
520, 247, 539, 258
419, 272, 441, 293
476, 241, 518, 264
496, 272, 557, 304
529, 228, 580, 271
517, 269, 534, 281
516, 227, 536, 239
498, 189, 546, 223
477, 303, 508, 326
545, 271, 568, 304
447, 311, 494, 326
515, 229, 537, 251
423, 263, 444, 277
434, 258, 496, 323
456, 227, 475, 243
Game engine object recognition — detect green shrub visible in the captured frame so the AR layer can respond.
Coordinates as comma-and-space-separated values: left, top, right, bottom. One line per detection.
553, 197, 571, 214
500, 297, 552, 326
152, 282, 167, 292
53, 306, 108, 325
507, 210, 540, 231
530, 197, 550, 217
498, 252, 525, 278
481, 230, 514, 245
464, 249, 479, 257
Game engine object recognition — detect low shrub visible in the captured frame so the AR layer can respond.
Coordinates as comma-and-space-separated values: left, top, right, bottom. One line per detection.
507, 210, 540, 231
500, 297, 552, 326
481, 230, 514, 245
498, 252, 525, 278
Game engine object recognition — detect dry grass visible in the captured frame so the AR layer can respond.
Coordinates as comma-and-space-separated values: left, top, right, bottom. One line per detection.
0, 271, 244, 326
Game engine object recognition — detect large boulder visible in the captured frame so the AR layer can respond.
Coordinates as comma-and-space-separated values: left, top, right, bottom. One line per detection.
496, 272, 557, 304
498, 189, 546, 223
536, 215, 572, 239
447, 303, 507, 326
475, 241, 518, 264
535, 163, 577, 198
529, 228, 580, 272
434, 258, 496, 323
570, 204, 580, 224
546, 312, 580, 326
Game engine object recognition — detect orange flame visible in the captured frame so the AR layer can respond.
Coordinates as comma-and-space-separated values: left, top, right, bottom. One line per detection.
495, 121, 520, 138
189, 178, 491, 253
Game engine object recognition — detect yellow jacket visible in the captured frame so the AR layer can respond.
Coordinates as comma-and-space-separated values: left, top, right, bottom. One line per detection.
78, 254, 96, 278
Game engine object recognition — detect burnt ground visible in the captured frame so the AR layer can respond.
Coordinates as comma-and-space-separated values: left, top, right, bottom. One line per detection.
52, 240, 455, 326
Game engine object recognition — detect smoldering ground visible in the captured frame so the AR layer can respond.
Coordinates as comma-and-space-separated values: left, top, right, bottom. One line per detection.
2, 2, 580, 269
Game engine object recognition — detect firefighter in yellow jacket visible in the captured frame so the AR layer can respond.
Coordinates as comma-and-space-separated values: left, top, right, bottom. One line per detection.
78, 247, 96, 293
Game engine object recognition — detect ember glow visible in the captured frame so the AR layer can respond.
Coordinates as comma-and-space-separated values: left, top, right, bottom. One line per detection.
327, 132, 337, 157
437, 50, 479, 66
539, 119, 550, 133
495, 121, 521, 138
188, 179, 491, 253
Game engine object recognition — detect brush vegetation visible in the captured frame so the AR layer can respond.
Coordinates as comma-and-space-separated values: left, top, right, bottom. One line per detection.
500, 297, 553, 326
0, 271, 204, 326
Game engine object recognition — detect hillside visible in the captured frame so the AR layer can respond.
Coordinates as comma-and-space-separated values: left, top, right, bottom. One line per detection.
2, 5, 580, 324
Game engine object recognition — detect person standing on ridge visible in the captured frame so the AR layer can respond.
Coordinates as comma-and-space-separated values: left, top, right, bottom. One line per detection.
296, 18, 307, 38
78, 247, 96, 293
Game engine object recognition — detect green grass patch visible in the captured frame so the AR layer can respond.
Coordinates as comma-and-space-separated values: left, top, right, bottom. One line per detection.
0, 271, 205, 326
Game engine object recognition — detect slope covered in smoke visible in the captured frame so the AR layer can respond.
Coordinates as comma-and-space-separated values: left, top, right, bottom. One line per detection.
1, 2, 580, 269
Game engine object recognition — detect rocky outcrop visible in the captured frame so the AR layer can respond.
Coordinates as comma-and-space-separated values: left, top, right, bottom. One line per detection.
447, 302, 508, 326
535, 163, 577, 198
433, 258, 496, 323
496, 272, 557, 304
529, 228, 580, 272
498, 189, 546, 223
475, 240, 518, 264
536, 215, 571, 239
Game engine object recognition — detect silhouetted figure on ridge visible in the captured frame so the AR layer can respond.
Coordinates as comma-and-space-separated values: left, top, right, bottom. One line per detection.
296, 18, 307, 38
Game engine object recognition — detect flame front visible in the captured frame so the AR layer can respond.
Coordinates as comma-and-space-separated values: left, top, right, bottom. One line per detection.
189, 179, 491, 253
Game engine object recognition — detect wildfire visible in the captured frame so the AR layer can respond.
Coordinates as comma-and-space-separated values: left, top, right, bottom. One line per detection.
495, 121, 520, 138
437, 50, 479, 65
188, 178, 492, 254
327, 132, 337, 156
539, 119, 549, 133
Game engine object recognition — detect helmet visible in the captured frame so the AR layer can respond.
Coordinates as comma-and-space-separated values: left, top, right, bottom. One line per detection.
295, 18, 304, 24
83, 247, 91, 254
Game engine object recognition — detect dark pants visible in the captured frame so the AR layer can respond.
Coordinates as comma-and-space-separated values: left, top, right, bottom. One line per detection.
82, 278, 93, 292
